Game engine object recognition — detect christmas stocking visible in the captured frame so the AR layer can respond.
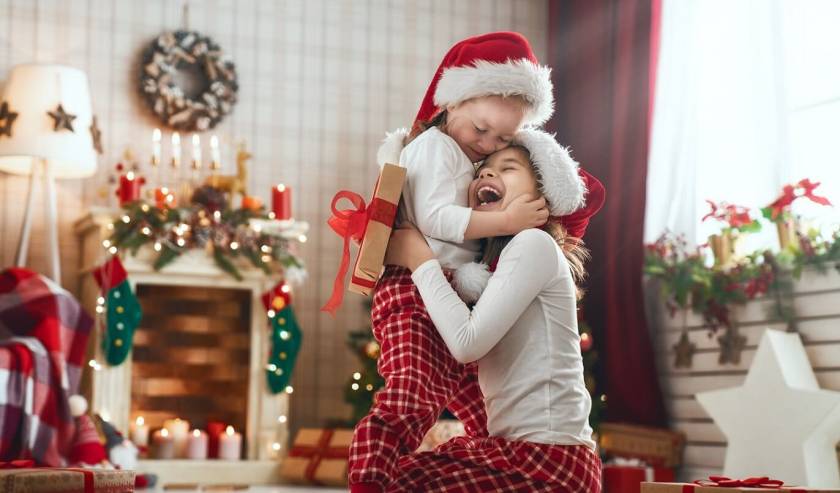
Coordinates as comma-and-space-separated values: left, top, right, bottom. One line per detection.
262, 283, 302, 394
93, 256, 142, 366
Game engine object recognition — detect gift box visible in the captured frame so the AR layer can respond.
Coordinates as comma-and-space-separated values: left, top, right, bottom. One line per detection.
641, 480, 840, 492
0, 466, 135, 493
599, 422, 686, 468
322, 163, 406, 314
604, 463, 675, 493
279, 428, 352, 487
416, 419, 466, 452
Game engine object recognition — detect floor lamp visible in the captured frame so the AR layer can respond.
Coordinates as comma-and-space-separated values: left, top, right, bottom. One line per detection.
0, 64, 97, 283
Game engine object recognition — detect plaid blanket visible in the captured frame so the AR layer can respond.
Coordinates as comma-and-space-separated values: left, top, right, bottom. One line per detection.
0, 268, 93, 466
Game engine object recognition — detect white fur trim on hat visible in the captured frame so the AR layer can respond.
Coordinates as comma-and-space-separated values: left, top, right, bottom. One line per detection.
376, 128, 409, 169
69, 394, 88, 417
453, 262, 492, 304
434, 59, 554, 126
512, 129, 586, 216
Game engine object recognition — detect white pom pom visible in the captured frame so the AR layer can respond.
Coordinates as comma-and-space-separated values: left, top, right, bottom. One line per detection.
69, 395, 88, 417
109, 441, 139, 470
453, 262, 491, 304
376, 128, 409, 169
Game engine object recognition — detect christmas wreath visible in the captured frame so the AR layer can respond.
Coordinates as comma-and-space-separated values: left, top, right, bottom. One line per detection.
139, 30, 238, 131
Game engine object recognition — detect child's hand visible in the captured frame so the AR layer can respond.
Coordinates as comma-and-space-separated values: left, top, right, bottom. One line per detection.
385, 225, 435, 272
504, 194, 549, 234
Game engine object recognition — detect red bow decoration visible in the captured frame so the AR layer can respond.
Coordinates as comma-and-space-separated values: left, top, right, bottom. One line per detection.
765, 178, 832, 220
694, 476, 785, 488
321, 190, 397, 315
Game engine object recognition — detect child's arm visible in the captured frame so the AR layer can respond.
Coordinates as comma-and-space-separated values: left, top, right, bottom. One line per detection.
463, 194, 549, 240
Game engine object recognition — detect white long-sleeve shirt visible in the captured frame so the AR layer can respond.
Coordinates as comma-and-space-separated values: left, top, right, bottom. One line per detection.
411, 228, 596, 449
398, 127, 480, 269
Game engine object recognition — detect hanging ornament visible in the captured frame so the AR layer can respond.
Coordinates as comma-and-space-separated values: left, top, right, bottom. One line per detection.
262, 282, 302, 394
717, 326, 747, 365
673, 330, 696, 368
0, 101, 18, 138
93, 256, 143, 366
48, 103, 77, 132
365, 340, 380, 360
90, 116, 103, 154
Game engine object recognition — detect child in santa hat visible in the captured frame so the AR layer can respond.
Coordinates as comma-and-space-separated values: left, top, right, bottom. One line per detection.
350, 32, 565, 493
383, 128, 605, 492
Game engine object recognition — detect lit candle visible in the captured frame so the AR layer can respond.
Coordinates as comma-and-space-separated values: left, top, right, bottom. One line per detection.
272, 184, 292, 220
186, 429, 209, 460
191, 134, 202, 169
152, 428, 175, 459
130, 416, 150, 448
171, 132, 181, 169
118, 171, 142, 206
210, 135, 221, 170
206, 421, 226, 458
163, 418, 190, 458
152, 128, 162, 166
218, 425, 242, 460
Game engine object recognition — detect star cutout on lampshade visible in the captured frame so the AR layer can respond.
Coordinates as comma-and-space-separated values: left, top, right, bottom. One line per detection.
673, 330, 696, 368
89, 116, 103, 154
696, 329, 840, 487
48, 103, 77, 132
0, 101, 18, 138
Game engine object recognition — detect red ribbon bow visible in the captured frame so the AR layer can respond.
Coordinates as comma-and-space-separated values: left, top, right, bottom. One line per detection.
320, 190, 397, 315
694, 476, 785, 488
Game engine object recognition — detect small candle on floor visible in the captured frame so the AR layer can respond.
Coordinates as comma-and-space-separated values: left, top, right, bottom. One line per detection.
152, 428, 175, 459
218, 425, 242, 460
130, 416, 150, 448
186, 429, 209, 459
163, 418, 190, 458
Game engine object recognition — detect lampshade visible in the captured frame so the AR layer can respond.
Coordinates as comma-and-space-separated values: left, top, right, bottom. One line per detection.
0, 63, 97, 179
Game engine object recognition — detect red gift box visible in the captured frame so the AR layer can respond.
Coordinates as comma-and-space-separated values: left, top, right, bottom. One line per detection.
604, 464, 675, 493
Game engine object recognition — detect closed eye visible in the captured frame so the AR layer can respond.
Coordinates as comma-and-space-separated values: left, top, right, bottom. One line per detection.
474, 125, 487, 134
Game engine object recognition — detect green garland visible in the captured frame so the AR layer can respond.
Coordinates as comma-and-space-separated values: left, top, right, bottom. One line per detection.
110, 197, 304, 281
644, 227, 840, 332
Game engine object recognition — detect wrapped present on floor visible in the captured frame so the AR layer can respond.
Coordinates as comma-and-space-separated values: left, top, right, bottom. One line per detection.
322, 163, 407, 314
416, 419, 466, 452
598, 422, 686, 468
0, 462, 135, 493
279, 428, 352, 487
603, 458, 675, 493
641, 477, 840, 492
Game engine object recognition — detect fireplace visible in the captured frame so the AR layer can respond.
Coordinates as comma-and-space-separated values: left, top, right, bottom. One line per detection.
75, 210, 299, 485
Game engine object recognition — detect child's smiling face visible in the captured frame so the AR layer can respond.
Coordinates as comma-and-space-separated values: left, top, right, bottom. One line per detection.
445, 95, 527, 163
468, 146, 540, 212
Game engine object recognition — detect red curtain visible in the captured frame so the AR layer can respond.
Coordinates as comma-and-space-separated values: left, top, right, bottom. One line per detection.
547, 0, 666, 426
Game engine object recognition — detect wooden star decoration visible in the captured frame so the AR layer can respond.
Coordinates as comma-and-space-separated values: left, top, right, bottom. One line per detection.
89, 116, 103, 154
47, 104, 77, 132
0, 101, 18, 138
672, 330, 696, 368
717, 327, 747, 365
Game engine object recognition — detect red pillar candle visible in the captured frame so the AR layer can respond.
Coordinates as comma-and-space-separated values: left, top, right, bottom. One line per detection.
206, 421, 226, 459
272, 184, 292, 220
117, 172, 142, 206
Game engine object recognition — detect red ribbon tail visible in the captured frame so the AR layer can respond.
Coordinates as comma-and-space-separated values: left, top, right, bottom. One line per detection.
321, 234, 353, 317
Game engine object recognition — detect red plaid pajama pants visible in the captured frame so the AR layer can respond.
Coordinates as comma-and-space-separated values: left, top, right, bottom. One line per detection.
349, 266, 489, 489
388, 436, 602, 492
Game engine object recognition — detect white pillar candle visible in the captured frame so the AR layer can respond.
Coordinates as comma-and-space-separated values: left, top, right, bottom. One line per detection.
191, 134, 202, 168
163, 418, 190, 458
210, 134, 221, 166
171, 132, 181, 168
152, 128, 162, 165
130, 416, 150, 448
152, 428, 175, 459
218, 425, 242, 460
186, 429, 209, 460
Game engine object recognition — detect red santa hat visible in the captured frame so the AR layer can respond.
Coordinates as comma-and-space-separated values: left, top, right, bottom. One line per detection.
414, 31, 554, 132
